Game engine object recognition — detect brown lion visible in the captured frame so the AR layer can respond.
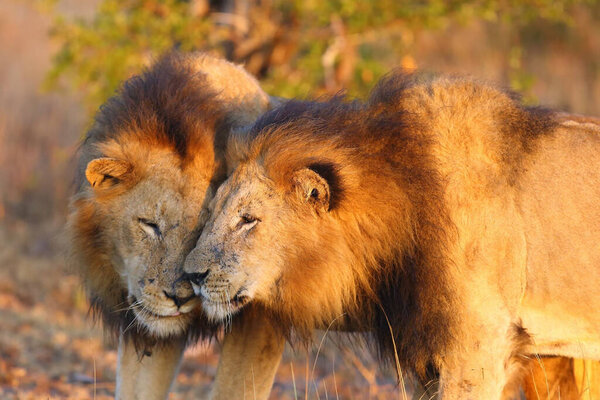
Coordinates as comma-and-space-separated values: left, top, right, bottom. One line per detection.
183, 72, 600, 399
67, 51, 276, 399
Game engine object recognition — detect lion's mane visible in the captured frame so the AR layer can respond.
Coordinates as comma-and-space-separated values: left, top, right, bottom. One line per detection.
235, 72, 557, 377
68, 52, 260, 345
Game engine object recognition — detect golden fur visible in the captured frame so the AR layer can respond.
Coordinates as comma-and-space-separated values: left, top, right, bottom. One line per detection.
184, 72, 600, 399
67, 51, 270, 346
68, 51, 292, 400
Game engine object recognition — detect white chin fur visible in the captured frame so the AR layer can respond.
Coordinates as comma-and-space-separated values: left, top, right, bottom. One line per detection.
202, 300, 242, 322
133, 309, 188, 338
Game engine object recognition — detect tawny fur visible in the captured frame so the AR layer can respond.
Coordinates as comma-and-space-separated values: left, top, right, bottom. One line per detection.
185, 72, 600, 399
67, 51, 270, 347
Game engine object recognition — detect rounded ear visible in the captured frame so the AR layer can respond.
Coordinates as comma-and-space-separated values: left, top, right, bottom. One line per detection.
292, 168, 330, 213
85, 157, 133, 189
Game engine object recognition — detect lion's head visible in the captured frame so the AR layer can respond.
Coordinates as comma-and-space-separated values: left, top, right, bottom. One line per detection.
68, 52, 271, 341
183, 76, 464, 374
182, 94, 433, 336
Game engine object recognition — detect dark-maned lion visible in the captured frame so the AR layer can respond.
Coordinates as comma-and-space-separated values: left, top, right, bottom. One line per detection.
183, 72, 600, 399
67, 51, 278, 399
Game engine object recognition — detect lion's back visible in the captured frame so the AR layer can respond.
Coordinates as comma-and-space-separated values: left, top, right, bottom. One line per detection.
416, 79, 600, 357
398, 77, 600, 355
517, 119, 600, 353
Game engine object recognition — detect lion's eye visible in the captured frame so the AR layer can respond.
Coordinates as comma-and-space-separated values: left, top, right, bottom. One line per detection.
241, 214, 258, 225
138, 218, 162, 239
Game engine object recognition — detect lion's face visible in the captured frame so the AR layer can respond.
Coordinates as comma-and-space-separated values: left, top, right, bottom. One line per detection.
107, 178, 203, 336
75, 146, 215, 337
68, 51, 278, 343
183, 162, 332, 322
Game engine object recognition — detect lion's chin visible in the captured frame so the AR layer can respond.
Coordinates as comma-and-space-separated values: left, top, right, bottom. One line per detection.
201, 295, 250, 322
132, 307, 193, 338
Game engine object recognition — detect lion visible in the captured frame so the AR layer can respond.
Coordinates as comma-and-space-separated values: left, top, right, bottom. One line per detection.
183, 72, 600, 399
67, 51, 282, 399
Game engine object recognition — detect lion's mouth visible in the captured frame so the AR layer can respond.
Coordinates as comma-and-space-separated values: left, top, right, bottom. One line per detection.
123, 295, 198, 337
127, 296, 190, 320
231, 292, 251, 308
139, 307, 183, 319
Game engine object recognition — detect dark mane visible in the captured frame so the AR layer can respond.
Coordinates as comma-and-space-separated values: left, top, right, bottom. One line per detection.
244, 73, 456, 377
70, 52, 235, 349
249, 95, 357, 134
75, 52, 227, 190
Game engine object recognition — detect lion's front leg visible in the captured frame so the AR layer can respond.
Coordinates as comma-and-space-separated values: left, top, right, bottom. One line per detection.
115, 333, 185, 400
210, 307, 285, 400
437, 316, 524, 400
439, 350, 510, 400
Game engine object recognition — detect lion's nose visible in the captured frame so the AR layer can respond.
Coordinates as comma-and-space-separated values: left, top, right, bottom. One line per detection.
185, 271, 209, 287
163, 290, 193, 308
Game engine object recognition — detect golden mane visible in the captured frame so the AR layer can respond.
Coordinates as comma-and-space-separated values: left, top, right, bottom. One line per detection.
230, 72, 557, 376
75, 52, 230, 191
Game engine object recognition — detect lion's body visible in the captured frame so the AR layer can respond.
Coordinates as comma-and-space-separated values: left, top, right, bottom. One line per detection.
67, 52, 273, 398
508, 119, 600, 359
401, 81, 600, 361
185, 73, 600, 399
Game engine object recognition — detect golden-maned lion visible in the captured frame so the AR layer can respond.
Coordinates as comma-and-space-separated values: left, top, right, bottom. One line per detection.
183, 72, 600, 399
67, 51, 279, 399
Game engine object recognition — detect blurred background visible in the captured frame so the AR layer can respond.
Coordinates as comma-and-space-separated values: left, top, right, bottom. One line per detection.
1, 0, 599, 398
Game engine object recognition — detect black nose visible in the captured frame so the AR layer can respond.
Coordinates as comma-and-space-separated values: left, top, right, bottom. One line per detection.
185, 271, 209, 286
163, 290, 194, 308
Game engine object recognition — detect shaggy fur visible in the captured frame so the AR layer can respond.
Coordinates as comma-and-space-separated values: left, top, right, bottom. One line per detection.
185, 71, 600, 399
67, 51, 270, 347
245, 89, 459, 375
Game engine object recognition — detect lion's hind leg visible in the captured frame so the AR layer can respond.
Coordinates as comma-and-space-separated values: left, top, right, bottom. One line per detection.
518, 356, 579, 400
501, 355, 580, 399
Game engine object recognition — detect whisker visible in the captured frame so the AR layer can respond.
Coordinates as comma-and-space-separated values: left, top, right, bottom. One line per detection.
224, 289, 232, 332
123, 314, 137, 334
112, 300, 143, 313
123, 302, 150, 335
138, 309, 151, 335
111, 300, 129, 310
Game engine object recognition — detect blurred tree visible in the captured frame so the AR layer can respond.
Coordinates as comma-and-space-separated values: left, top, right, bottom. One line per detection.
45, 0, 599, 113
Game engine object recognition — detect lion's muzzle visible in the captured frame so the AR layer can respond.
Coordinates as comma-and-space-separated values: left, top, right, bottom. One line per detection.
183, 271, 209, 296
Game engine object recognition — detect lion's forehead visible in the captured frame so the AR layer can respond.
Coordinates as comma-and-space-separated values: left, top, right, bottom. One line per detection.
224, 167, 278, 209
127, 172, 207, 216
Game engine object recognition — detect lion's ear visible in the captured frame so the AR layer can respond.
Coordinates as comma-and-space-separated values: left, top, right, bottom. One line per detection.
85, 158, 133, 189
292, 168, 330, 213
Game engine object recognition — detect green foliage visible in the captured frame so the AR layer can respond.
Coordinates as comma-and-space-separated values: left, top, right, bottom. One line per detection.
45, 0, 599, 113
46, 0, 226, 112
